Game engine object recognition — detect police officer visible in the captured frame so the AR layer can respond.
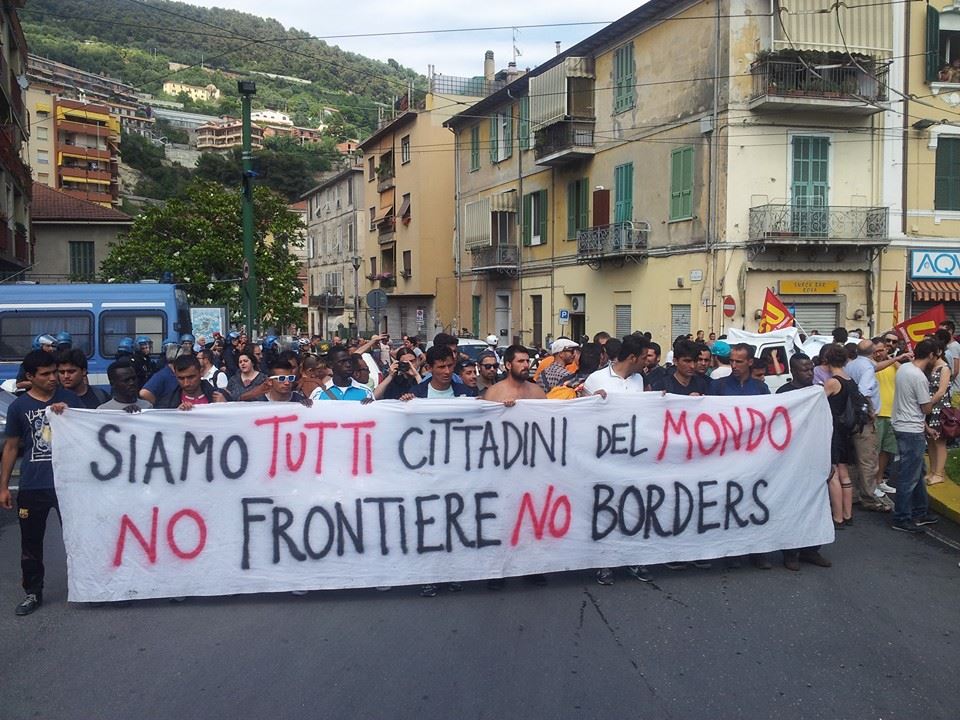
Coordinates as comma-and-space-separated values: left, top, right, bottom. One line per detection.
131, 335, 158, 388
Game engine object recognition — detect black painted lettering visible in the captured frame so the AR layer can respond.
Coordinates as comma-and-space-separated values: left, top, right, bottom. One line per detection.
592, 484, 618, 540
444, 493, 475, 551
618, 486, 644, 536
415, 494, 443, 553
220, 435, 248, 479
90, 424, 122, 481
724, 481, 749, 529
144, 432, 174, 485
697, 480, 721, 534
749, 479, 770, 525
241, 497, 272, 570
181, 432, 214, 482
335, 499, 364, 556
272, 506, 306, 563
644, 484, 671, 538
474, 492, 501, 548
303, 505, 335, 560
398, 427, 427, 470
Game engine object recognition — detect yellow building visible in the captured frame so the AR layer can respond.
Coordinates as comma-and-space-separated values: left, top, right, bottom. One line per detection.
162, 82, 221, 103
447, 0, 896, 346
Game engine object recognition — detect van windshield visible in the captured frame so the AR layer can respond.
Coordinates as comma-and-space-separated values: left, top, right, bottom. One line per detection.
0, 312, 93, 360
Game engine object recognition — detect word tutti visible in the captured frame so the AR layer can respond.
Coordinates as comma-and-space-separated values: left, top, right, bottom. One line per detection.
254, 415, 377, 478
240, 493, 501, 569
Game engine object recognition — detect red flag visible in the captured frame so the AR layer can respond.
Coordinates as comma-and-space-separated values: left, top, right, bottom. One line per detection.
892, 282, 900, 326
895, 304, 946, 349
757, 288, 795, 333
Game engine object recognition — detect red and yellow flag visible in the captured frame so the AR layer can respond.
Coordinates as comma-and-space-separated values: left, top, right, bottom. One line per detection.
757, 288, 795, 333
895, 304, 946, 349
892, 282, 900, 326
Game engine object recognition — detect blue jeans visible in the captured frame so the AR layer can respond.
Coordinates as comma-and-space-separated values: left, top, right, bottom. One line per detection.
893, 431, 929, 524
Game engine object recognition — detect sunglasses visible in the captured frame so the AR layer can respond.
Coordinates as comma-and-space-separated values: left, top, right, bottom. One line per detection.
480, 364, 498, 369
269, 374, 297, 383
884, 337, 898, 343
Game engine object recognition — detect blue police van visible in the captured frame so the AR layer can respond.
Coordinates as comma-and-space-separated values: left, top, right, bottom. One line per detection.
0, 283, 191, 387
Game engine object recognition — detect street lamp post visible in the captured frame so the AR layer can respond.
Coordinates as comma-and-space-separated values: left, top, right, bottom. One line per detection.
351, 255, 361, 337
237, 79, 258, 336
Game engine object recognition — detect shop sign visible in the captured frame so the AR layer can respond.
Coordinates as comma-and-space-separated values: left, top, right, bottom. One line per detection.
778, 280, 839, 295
911, 250, 960, 280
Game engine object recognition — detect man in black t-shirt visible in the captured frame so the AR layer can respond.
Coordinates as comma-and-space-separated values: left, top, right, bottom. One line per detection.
57, 348, 109, 409
0, 350, 83, 616
653, 340, 709, 396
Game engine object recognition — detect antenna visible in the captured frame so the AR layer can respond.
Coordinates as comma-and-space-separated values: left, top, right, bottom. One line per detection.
512, 27, 521, 65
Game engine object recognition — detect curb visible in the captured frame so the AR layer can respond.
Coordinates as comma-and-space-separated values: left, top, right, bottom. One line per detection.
929, 481, 960, 526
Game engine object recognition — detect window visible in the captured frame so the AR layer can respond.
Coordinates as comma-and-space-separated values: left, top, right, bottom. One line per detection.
368, 156, 376, 181
347, 177, 354, 206
518, 97, 531, 151
492, 211, 514, 245
347, 223, 356, 252
334, 226, 343, 254
670, 147, 694, 221
614, 163, 634, 223
401, 135, 411, 164
470, 126, 480, 171
567, 177, 590, 239
523, 190, 548, 246
472, 296, 481, 337
531, 294, 542, 347
307, 235, 315, 259
369, 257, 377, 276
927, 5, 960, 83
100, 311, 165, 359
936, 137, 960, 210
402, 250, 412, 277
36, 126, 48, 141
369, 206, 376, 231
0, 311, 93, 360
615, 305, 632, 339
37, 150, 49, 165
489, 112, 513, 163
614, 42, 635, 113
399, 193, 411, 223
69, 241, 95, 280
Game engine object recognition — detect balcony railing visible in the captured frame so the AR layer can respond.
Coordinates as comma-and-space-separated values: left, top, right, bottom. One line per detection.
748, 204, 889, 244
577, 222, 650, 264
470, 244, 519, 272
534, 119, 596, 166
750, 56, 889, 114
310, 292, 345, 309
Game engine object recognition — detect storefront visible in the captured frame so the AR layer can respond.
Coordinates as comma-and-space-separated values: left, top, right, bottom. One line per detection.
908, 249, 960, 326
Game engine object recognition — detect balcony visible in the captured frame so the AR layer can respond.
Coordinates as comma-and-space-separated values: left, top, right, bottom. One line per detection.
377, 215, 396, 244
470, 244, 519, 274
310, 291, 345, 309
577, 221, 650, 266
749, 54, 889, 115
59, 166, 113, 183
534, 119, 595, 166
0, 125, 31, 195
748, 204, 889, 245
14, 223, 29, 263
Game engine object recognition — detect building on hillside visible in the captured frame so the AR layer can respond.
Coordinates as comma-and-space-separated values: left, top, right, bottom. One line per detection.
26, 90, 121, 208
0, 1, 33, 275
29, 184, 132, 282
162, 82, 221, 103
287, 199, 309, 332
293, 126, 325, 145
27, 55, 155, 137
301, 166, 364, 337
357, 64, 508, 339
889, 2, 960, 329
195, 118, 263, 151
445, 1, 897, 344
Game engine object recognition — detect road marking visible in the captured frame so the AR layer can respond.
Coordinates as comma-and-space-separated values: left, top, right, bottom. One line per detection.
925, 528, 960, 552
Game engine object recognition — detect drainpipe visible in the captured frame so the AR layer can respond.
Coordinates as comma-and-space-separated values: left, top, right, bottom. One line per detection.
510, 90, 524, 345
451, 125, 462, 333
708, 0, 722, 334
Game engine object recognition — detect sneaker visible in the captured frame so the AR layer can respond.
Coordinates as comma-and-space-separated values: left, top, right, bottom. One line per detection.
783, 554, 801, 572
751, 553, 772, 570
168, 596, 186, 603
891, 520, 924, 534
874, 488, 886, 499
419, 584, 438, 598
625, 565, 653, 582
798, 551, 832, 568
375, 586, 393, 592
595, 568, 615, 586
445, 582, 463, 593
664, 562, 688, 571
290, 590, 309, 596
692, 560, 713, 569
878, 482, 896, 494
913, 514, 940, 527
14, 593, 41, 616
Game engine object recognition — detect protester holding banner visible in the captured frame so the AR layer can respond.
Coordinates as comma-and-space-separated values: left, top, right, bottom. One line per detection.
312, 347, 373, 401
99, 359, 153, 412
822, 344, 858, 529
156, 355, 230, 409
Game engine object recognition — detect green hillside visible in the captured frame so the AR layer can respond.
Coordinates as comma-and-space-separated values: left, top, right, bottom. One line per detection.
21, 0, 424, 136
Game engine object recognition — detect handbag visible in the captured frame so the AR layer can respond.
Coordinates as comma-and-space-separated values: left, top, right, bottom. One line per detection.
939, 406, 960, 440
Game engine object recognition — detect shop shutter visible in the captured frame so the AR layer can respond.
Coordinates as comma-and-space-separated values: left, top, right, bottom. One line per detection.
615, 305, 632, 338
791, 303, 839, 335
671, 304, 691, 340
909, 300, 960, 330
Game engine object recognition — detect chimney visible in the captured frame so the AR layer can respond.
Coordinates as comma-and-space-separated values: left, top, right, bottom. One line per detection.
484, 51, 495, 84
555, 41, 561, 55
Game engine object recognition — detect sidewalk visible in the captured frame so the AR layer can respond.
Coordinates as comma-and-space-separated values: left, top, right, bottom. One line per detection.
929, 479, 960, 525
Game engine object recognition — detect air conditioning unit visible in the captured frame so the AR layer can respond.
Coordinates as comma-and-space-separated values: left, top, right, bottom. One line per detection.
570, 295, 586, 313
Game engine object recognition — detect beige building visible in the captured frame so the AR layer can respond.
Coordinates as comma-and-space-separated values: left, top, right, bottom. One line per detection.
302, 166, 364, 336
195, 118, 263, 151
446, 1, 896, 345
163, 82, 221, 103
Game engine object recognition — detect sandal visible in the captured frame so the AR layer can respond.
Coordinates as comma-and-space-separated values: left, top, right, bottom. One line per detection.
927, 475, 945, 486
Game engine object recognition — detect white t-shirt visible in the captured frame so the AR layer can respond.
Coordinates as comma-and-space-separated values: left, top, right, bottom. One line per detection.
891, 362, 932, 433
711, 365, 732, 379
946, 340, 960, 391
427, 384, 455, 398
202, 366, 229, 389
583, 364, 645, 394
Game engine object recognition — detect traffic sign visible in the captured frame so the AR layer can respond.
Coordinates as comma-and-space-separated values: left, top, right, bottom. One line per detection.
366, 289, 388, 311
559, 309, 570, 324
242, 260, 250, 281
722, 295, 736, 318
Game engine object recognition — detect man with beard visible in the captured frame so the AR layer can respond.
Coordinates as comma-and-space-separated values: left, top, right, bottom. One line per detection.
484, 345, 547, 403
475, 350, 501, 397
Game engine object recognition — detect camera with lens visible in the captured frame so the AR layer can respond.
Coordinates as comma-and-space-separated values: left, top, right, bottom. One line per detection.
397, 361, 410, 374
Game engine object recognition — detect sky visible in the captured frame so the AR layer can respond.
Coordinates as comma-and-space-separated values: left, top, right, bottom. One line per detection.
187, 1, 647, 78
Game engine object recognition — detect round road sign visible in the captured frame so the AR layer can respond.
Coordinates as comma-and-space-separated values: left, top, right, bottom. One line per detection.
722, 295, 736, 318
366, 288, 388, 310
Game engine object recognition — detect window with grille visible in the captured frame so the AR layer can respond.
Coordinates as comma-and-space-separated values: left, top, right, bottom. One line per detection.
615, 305, 632, 338
69, 241, 95, 280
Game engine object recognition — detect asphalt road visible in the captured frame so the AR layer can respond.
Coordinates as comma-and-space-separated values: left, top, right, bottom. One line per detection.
0, 506, 957, 720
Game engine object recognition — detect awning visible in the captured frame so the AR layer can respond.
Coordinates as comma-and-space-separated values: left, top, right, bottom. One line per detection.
398, 193, 411, 219
911, 280, 960, 302
61, 176, 110, 185
373, 206, 394, 224
490, 190, 517, 213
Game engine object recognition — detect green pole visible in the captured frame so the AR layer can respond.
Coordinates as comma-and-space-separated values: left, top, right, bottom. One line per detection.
238, 80, 258, 336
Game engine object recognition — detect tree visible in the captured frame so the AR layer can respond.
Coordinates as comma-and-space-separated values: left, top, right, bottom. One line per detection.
100, 180, 305, 329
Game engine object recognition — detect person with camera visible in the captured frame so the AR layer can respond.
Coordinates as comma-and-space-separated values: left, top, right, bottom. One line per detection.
374, 347, 423, 399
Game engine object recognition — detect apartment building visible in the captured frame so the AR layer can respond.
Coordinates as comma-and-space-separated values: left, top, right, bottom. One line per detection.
301, 166, 364, 336
163, 81, 221, 103
0, 1, 32, 274
446, 0, 896, 343
195, 118, 263, 151
26, 87, 121, 208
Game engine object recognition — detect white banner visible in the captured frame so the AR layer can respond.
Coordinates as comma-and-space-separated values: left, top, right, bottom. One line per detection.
50, 389, 834, 602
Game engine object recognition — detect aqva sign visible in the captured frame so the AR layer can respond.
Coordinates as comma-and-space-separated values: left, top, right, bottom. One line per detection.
911, 249, 960, 280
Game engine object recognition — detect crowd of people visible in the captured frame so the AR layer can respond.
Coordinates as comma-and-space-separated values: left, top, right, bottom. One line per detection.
0, 319, 951, 615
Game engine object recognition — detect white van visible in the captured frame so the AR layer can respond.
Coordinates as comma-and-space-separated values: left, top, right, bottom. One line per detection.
724, 327, 806, 392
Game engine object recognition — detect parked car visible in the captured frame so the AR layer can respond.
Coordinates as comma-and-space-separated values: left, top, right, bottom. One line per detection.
725, 327, 804, 392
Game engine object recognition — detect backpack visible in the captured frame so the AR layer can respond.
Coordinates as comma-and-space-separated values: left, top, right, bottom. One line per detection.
546, 375, 584, 400
837, 378, 869, 435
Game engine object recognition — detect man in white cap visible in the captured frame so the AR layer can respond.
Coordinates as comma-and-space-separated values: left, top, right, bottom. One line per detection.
539, 338, 580, 391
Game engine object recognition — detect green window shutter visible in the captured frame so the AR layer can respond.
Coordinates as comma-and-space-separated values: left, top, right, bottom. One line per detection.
670, 149, 682, 220
567, 181, 577, 239
615, 43, 635, 113
578, 177, 589, 231
538, 190, 548, 242
522, 193, 532, 245
519, 97, 530, 150
469, 126, 480, 171
489, 116, 498, 163
614, 163, 633, 223
936, 138, 960, 211
927, 6, 941, 84
681, 147, 694, 218
503, 112, 513, 159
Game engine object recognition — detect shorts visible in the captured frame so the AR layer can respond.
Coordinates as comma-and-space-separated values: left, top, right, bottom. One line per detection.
875, 417, 898, 455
